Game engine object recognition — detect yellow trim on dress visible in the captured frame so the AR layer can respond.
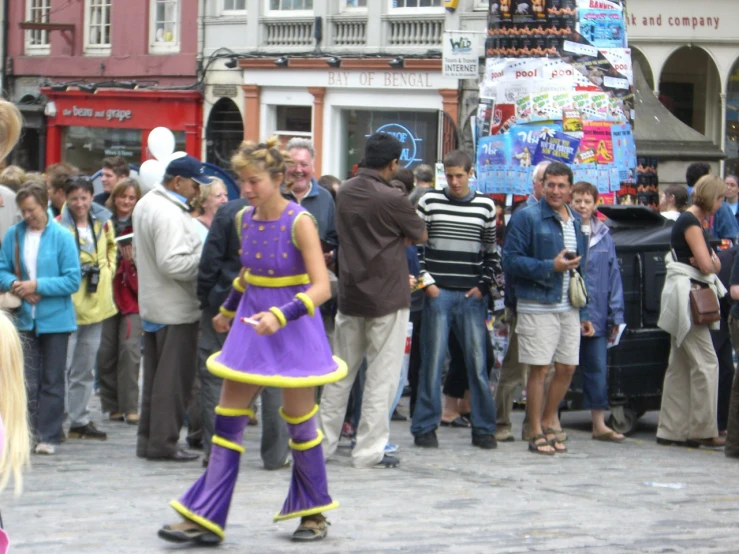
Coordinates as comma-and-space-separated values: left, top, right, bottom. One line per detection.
273, 501, 339, 523
289, 430, 323, 451
279, 404, 318, 424
207, 353, 348, 388
291, 211, 319, 250
244, 271, 310, 288
219, 306, 236, 318
295, 293, 315, 316
212, 435, 245, 453
232, 276, 246, 293
215, 406, 255, 418
235, 207, 248, 243
269, 307, 287, 328
170, 500, 225, 540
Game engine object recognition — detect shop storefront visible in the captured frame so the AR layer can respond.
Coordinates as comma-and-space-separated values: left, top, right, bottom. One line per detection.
624, 0, 739, 174
41, 89, 204, 174
238, 59, 460, 179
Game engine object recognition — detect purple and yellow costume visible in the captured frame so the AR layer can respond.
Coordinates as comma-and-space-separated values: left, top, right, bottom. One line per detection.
169, 202, 347, 540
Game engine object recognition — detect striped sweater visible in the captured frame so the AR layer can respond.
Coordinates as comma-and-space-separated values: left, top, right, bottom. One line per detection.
417, 189, 502, 293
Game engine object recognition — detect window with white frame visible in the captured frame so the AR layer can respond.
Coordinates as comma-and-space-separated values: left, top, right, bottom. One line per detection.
223, 0, 246, 12
26, 0, 52, 55
274, 106, 313, 144
269, 0, 313, 11
85, 0, 112, 54
391, 0, 442, 7
150, 0, 180, 53
343, 0, 367, 8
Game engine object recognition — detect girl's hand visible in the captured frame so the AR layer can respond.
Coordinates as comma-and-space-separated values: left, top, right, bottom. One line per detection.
251, 311, 281, 336
409, 275, 417, 290
212, 313, 232, 334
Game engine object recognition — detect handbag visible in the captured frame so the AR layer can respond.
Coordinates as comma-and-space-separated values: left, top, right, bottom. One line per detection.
568, 269, 588, 308
0, 228, 22, 311
689, 281, 720, 325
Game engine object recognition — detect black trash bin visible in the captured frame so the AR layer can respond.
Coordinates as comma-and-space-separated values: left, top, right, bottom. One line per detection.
565, 205, 674, 435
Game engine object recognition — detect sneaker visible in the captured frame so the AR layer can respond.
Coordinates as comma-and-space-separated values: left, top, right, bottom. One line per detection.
384, 443, 400, 455
472, 434, 498, 449
68, 422, 107, 441
414, 430, 439, 448
495, 429, 515, 442
391, 409, 408, 421
375, 454, 400, 468
34, 443, 55, 455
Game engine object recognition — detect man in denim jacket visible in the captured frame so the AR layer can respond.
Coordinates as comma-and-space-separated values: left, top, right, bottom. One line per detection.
502, 162, 594, 455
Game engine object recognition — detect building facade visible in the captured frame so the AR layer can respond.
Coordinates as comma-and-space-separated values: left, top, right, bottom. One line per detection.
202, 0, 739, 177
6, 0, 202, 172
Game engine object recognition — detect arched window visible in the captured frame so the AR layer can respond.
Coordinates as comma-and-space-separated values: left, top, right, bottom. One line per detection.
206, 98, 245, 170
727, 58, 739, 176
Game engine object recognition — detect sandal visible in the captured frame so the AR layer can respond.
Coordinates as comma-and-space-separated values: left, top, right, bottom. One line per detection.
292, 514, 329, 542
158, 522, 222, 545
528, 434, 555, 456
440, 416, 471, 428
544, 428, 568, 453
592, 431, 625, 443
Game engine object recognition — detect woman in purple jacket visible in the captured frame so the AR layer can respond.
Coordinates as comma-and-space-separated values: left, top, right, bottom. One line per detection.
571, 182, 626, 442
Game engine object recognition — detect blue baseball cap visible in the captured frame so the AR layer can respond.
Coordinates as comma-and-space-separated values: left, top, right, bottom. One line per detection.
165, 155, 213, 185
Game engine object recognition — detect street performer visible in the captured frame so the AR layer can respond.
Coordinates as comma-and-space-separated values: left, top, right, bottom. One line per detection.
158, 137, 347, 545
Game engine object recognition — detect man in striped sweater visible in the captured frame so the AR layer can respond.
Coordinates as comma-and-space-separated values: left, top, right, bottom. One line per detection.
411, 150, 502, 450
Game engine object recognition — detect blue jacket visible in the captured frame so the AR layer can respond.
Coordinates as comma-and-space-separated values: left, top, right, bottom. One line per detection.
502, 199, 589, 320
283, 179, 338, 248
0, 218, 81, 334
583, 219, 624, 336
711, 202, 739, 241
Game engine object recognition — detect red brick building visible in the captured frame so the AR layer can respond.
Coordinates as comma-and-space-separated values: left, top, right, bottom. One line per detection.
6, 0, 203, 172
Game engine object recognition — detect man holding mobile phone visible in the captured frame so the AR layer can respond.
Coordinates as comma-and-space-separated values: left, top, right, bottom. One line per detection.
502, 162, 594, 456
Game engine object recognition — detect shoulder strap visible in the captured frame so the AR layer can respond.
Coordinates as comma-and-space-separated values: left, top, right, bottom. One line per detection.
14, 227, 21, 280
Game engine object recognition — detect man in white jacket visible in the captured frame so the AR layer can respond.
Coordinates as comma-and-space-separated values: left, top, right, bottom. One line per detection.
133, 156, 211, 462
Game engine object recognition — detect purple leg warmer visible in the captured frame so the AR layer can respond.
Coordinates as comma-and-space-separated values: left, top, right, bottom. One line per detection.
170, 408, 251, 539
275, 406, 338, 522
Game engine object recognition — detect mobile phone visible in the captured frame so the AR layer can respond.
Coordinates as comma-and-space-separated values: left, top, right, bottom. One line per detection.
564, 251, 577, 261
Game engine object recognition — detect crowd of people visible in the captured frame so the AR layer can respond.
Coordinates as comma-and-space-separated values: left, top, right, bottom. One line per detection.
4, 89, 739, 546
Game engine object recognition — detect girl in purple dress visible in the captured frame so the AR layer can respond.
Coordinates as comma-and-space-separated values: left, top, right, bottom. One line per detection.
158, 138, 347, 545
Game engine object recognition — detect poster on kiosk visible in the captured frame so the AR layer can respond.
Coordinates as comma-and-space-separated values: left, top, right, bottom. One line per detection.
476, 0, 638, 212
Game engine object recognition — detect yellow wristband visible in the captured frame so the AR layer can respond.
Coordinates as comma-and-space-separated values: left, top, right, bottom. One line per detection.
219, 306, 236, 318
269, 307, 287, 328
295, 292, 315, 317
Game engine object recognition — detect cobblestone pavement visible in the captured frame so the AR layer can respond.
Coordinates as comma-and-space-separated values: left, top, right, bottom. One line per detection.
3, 398, 739, 554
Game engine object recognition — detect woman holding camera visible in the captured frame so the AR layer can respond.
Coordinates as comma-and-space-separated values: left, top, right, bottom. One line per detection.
58, 176, 118, 441
97, 179, 142, 425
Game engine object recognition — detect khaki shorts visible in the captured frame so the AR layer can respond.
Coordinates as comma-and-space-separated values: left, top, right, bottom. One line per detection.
516, 310, 581, 367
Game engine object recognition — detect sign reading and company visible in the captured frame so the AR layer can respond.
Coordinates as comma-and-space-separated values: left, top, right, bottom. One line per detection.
623, 0, 739, 41
443, 31, 480, 79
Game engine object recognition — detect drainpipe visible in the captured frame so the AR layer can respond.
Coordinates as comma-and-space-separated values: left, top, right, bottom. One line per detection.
1, 0, 10, 98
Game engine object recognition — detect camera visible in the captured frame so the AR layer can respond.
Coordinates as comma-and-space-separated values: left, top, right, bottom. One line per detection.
82, 265, 101, 294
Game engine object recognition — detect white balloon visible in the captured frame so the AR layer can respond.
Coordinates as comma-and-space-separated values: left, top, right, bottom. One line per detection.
165, 151, 188, 166
139, 159, 165, 194
148, 127, 176, 161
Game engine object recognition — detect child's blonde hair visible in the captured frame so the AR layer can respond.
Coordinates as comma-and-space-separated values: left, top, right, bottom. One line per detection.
0, 101, 22, 162
231, 137, 294, 190
0, 310, 30, 496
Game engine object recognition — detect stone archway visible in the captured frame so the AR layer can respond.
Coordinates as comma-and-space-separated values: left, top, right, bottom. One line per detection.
631, 47, 654, 91
726, 58, 739, 176
205, 97, 245, 170
659, 46, 722, 145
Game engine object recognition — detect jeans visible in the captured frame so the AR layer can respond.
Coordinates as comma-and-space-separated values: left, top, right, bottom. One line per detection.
411, 288, 495, 437
22, 331, 70, 445
66, 323, 103, 428
579, 336, 608, 411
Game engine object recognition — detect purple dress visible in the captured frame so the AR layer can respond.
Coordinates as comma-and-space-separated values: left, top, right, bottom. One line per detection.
207, 202, 346, 387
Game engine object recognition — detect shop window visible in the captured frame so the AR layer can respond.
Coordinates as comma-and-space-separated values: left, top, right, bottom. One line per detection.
343, 109, 439, 178
25, 0, 51, 56
150, 0, 180, 54
274, 106, 312, 146
268, 0, 313, 11
223, 0, 246, 13
726, 59, 739, 176
84, 0, 112, 55
62, 127, 185, 176
391, 0, 442, 9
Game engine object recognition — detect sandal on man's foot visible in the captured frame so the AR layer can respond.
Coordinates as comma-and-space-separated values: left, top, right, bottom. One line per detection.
528, 434, 555, 456
158, 522, 222, 545
292, 514, 329, 542
544, 428, 567, 453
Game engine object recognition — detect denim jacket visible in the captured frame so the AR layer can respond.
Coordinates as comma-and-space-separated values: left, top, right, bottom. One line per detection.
502, 199, 589, 320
